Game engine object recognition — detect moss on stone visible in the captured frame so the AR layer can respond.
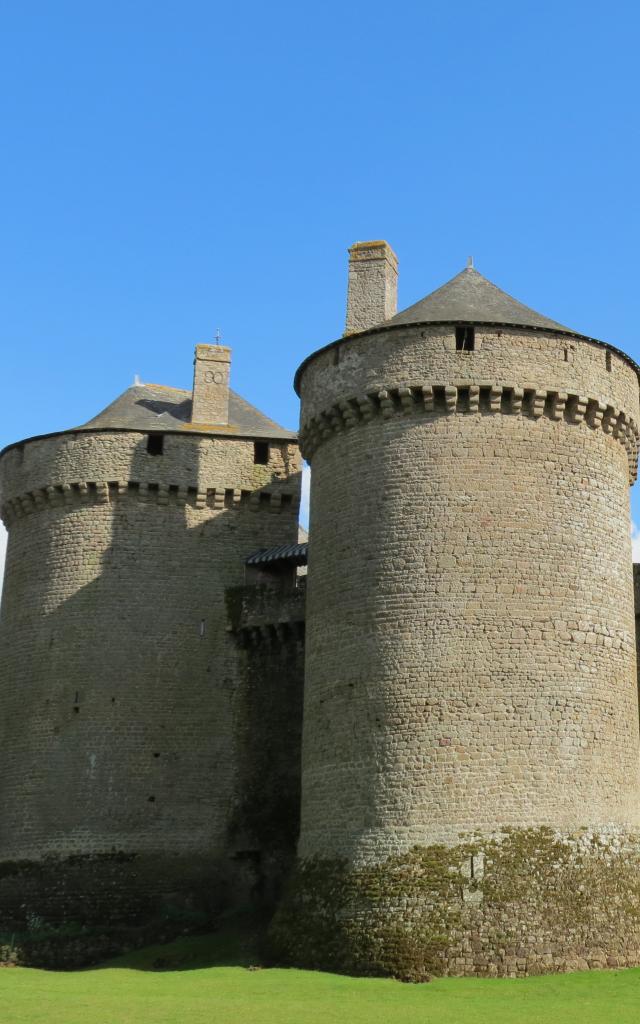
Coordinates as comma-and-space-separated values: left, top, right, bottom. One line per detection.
269, 828, 640, 981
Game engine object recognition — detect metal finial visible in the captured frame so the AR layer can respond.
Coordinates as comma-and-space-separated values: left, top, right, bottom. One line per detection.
466, 257, 474, 269
215, 327, 222, 345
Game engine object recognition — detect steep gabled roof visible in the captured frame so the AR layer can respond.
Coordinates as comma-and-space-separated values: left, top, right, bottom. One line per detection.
388, 265, 571, 331
80, 383, 296, 440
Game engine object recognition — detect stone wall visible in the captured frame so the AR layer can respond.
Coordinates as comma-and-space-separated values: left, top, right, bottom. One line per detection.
0, 428, 301, 925
226, 582, 305, 908
287, 321, 640, 974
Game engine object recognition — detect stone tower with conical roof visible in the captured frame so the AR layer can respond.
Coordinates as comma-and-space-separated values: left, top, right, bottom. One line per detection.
272, 241, 640, 978
0, 343, 302, 926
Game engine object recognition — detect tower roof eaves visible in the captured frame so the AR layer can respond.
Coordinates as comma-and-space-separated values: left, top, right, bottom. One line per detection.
294, 267, 640, 393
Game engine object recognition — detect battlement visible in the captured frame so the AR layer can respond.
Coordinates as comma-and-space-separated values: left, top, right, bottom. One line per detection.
300, 380, 639, 481
0, 479, 299, 527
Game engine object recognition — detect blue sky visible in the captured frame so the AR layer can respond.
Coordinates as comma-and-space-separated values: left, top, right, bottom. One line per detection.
1, 0, 640, 575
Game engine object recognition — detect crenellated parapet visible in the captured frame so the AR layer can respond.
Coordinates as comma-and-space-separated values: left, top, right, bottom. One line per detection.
0, 479, 299, 527
300, 380, 640, 481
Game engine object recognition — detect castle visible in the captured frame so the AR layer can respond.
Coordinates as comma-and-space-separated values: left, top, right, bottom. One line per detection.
2, 241, 640, 978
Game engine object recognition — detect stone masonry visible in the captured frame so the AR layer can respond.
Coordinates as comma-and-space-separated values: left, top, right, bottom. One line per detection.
272, 247, 640, 978
2, 245, 640, 978
0, 352, 302, 926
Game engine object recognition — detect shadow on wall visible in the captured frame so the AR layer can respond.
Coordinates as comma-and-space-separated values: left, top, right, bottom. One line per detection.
0, 433, 302, 924
0, 522, 6, 600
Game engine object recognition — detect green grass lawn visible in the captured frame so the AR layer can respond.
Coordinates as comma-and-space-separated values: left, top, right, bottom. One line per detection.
2, 925, 640, 1024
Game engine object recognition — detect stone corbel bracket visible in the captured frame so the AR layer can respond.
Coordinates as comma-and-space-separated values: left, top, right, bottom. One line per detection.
299, 382, 639, 484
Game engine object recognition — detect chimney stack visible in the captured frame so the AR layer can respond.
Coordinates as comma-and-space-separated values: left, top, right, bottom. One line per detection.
191, 344, 232, 425
344, 240, 398, 335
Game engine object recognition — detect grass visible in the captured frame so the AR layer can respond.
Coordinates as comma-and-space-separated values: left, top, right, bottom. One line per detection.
1, 920, 640, 1024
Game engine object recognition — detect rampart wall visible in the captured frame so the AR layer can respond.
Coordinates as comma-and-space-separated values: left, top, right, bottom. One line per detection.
226, 582, 306, 905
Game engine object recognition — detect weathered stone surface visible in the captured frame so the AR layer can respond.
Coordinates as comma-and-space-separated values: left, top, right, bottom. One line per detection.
289, 315, 640, 974
0, 417, 302, 918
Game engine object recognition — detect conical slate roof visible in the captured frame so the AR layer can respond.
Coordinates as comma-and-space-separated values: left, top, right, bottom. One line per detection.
388, 265, 572, 332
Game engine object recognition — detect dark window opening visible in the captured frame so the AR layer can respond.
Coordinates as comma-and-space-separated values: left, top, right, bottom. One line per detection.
456, 326, 475, 352
147, 434, 164, 456
606, 350, 612, 372
254, 441, 269, 465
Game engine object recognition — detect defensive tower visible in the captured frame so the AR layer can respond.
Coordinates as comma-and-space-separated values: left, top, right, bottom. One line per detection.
273, 242, 640, 978
0, 343, 301, 925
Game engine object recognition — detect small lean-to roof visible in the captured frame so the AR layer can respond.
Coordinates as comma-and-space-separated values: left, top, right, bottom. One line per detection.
388, 265, 571, 331
80, 383, 296, 440
246, 542, 308, 567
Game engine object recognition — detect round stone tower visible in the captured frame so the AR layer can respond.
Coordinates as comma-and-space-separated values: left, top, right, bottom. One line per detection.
273, 243, 640, 978
0, 343, 301, 928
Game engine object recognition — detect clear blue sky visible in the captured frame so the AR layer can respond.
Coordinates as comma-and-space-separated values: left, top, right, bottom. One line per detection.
1, 0, 640, 553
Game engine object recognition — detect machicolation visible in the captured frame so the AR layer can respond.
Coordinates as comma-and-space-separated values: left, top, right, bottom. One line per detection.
1, 240, 640, 977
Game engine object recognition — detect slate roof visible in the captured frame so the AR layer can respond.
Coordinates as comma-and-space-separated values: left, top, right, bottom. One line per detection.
294, 263, 640, 393
388, 266, 571, 332
80, 383, 296, 441
246, 542, 308, 567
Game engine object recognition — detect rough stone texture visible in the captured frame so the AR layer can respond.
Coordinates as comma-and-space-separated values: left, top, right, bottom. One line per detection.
289, 319, 640, 973
191, 344, 232, 425
345, 241, 398, 335
0, 426, 301, 921
271, 829, 640, 980
630, 561, 634, 720
227, 582, 305, 906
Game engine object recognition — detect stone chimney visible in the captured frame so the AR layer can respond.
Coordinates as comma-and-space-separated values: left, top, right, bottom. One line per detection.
345, 240, 398, 335
191, 344, 232, 425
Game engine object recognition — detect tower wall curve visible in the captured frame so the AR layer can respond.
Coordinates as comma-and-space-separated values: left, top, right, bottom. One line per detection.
0, 428, 301, 923
273, 323, 640, 978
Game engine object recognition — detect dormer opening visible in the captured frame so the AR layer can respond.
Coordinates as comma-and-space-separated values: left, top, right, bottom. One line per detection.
254, 441, 269, 465
456, 326, 475, 352
147, 434, 164, 456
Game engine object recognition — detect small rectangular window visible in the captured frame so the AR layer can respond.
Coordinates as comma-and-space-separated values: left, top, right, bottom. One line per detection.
254, 441, 269, 465
147, 434, 164, 456
606, 350, 612, 372
456, 326, 475, 352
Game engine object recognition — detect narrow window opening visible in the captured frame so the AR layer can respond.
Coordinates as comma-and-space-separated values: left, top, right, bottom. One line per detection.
455, 326, 475, 352
606, 350, 612, 372
254, 441, 269, 465
147, 434, 164, 456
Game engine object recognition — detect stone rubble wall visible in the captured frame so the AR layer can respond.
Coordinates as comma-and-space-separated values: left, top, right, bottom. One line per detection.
287, 321, 640, 975
0, 428, 301, 924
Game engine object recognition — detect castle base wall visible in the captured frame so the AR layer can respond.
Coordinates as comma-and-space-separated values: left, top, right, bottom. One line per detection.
270, 828, 640, 980
0, 850, 224, 930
